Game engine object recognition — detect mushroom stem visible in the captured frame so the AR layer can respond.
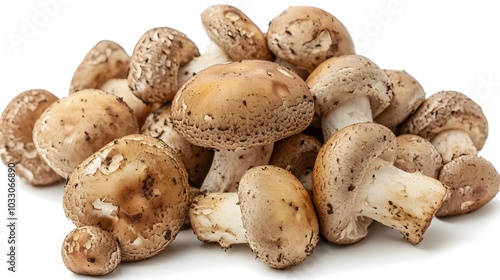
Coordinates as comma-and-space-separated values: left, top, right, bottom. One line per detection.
200, 143, 274, 193
321, 96, 372, 140
353, 157, 447, 245
431, 129, 478, 163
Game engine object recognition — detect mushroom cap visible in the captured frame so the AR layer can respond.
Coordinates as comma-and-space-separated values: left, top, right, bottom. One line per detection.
395, 134, 443, 179
267, 6, 355, 72
306, 54, 393, 119
374, 70, 426, 131
398, 90, 488, 151
61, 226, 121, 276
33, 89, 139, 178
312, 122, 396, 244
437, 155, 499, 217
69, 40, 130, 93
0, 89, 62, 185
201, 5, 272, 61
128, 27, 200, 104
171, 60, 315, 150
238, 165, 319, 269
63, 134, 190, 261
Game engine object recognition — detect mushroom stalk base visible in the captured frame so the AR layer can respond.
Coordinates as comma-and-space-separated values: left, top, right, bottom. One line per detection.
321, 96, 372, 140
354, 157, 447, 244
431, 129, 478, 163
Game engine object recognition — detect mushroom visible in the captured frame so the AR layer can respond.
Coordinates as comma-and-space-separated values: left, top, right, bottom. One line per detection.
306, 54, 393, 140
63, 134, 190, 261
178, 4, 272, 85
395, 134, 443, 179
266, 6, 355, 79
61, 226, 121, 276
32, 89, 139, 178
374, 70, 426, 133
171, 60, 315, 193
0, 89, 62, 185
128, 26, 200, 104
69, 40, 130, 93
312, 122, 448, 245
190, 165, 319, 269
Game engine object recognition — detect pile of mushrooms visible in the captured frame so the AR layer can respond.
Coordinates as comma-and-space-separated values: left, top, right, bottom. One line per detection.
0, 4, 499, 276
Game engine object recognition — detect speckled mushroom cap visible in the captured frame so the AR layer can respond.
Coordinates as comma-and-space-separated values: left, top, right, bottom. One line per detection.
61, 226, 121, 276
33, 89, 139, 178
395, 134, 443, 179
201, 5, 272, 61
312, 122, 396, 244
267, 6, 355, 72
374, 70, 426, 131
398, 90, 488, 151
128, 27, 200, 104
170, 60, 315, 150
70, 40, 130, 93
306, 54, 393, 119
63, 134, 190, 261
437, 155, 499, 217
238, 165, 319, 269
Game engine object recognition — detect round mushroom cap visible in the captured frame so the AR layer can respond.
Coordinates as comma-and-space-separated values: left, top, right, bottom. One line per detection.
0, 89, 62, 185
395, 134, 443, 179
63, 134, 190, 261
70, 40, 130, 93
267, 6, 355, 72
61, 226, 121, 276
171, 60, 315, 150
128, 27, 200, 104
398, 90, 488, 151
312, 122, 396, 244
437, 155, 499, 217
238, 165, 319, 269
374, 70, 426, 131
306, 54, 393, 119
33, 89, 139, 178
201, 5, 272, 61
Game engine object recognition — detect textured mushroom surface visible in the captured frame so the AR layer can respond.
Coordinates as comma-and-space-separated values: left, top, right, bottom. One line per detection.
395, 134, 443, 178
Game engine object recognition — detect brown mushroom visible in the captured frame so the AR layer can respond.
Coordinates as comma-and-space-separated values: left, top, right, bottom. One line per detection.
395, 134, 443, 179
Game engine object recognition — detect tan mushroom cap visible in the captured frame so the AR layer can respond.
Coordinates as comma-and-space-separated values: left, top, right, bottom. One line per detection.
70, 40, 130, 93
375, 70, 426, 131
0, 89, 62, 185
63, 134, 190, 261
267, 5, 355, 72
33, 89, 139, 178
201, 5, 272, 61
398, 90, 488, 151
238, 165, 319, 269
61, 226, 121, 276
395, 134, 443, 179
128, 27, 200, 104
171, 60, 315, 150
437, 155, 499, 217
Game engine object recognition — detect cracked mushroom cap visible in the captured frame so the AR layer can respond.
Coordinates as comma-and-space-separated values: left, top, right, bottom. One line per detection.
32, 89, 139, 179
267, 6, 355, 73
128, 27, 200, 104
0, 89, 62, 185
398, 90, 488, 151
63, 134, 190, 261
395, 134, 443, 179
61, 226, 121, 276
201, 5, 272, 61
171, 60, 315, 150
238, 165, 319, 269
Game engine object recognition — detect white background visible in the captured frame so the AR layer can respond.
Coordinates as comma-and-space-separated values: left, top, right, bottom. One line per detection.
1, 1, 499, 279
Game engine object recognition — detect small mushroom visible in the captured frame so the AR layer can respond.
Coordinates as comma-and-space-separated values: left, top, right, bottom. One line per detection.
32, 89, 139, 178
306, 54, 393, 140
312, 122, 447, 245
171, 60, 315, 193
63, 134, 190, 261
0, 89, 62, 185
190, 165, 319, 269
69, 40, 130, 93
61, 226, 121, 276
395, 134, 443, 179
